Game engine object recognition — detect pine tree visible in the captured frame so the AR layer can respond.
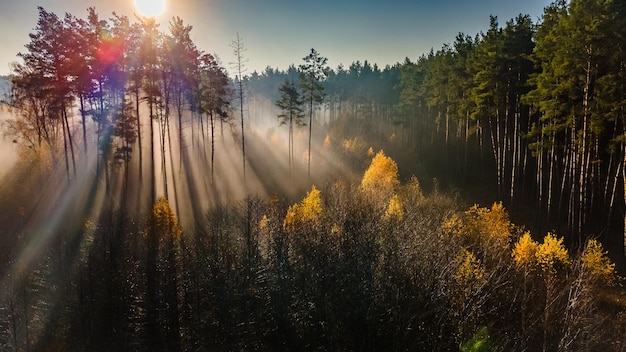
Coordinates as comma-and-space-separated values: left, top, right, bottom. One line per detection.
299, 48, 328, 178
275, 79, 305, 176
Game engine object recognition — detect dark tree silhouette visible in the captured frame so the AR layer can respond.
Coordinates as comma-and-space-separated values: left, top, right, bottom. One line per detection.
299, 48, 328, 178
275, 79, 304, 176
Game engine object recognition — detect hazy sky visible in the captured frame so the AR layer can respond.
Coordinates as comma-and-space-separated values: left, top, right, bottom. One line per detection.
0, 0, 551, 76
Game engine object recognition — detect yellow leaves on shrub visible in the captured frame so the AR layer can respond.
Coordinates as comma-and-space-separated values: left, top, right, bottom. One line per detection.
455, 249, 486, 286
535, 233, 570, 272
283, 185, 323, 233
404, 175, 424, 200
283, 205, 300, 233
360, 150, 399, 202
301, 187, 322, 220
581, 239, 616, 285
512, 232, 538, 269
367, 147, 375, 157
148, 197, 182, 239
384, 194, 404, 221
445, 202, 512, 250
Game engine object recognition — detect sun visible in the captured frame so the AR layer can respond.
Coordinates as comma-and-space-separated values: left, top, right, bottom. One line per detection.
134, 0, 166, 18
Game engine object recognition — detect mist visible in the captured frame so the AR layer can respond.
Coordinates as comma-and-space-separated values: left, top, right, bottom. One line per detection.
0, 89, 364, 236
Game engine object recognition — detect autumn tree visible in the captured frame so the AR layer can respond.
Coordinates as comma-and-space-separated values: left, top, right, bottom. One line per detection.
283, 185, 323, 234
445, 202, 513, 265
535, 233, 570, 351
360, 150, 399, 205
145, 197, 183, 351
383, 193, 403, 221
559, 239, 617, 351
512, 232, 540, 347
443, 202, 517, 345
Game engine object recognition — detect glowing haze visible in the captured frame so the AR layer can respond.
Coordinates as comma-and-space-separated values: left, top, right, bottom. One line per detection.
0, 0, 550, 76
134, 0, 166, 18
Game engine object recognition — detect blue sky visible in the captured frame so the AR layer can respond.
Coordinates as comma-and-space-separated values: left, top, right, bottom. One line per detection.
0, 0, 550, 76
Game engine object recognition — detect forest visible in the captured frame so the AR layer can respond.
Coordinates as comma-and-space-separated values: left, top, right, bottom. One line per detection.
1, 0, 626, 350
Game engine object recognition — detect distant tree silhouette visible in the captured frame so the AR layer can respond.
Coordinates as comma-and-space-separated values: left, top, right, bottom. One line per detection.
275, 79, 304, 176
231, 33, 248, 182
298, 48, 328, 178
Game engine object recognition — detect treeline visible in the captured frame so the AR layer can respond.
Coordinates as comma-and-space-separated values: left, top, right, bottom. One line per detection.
5, 6, 233, 207
0, 151, 623, 351
2, 0, 626, 349
245, 0, 626, 256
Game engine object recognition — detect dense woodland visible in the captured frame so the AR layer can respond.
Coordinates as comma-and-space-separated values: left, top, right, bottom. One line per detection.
1, 0, 626, 350
247, 0, 626, 258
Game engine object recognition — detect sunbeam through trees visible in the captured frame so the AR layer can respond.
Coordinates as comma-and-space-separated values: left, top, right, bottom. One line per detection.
1, 1, 626, 350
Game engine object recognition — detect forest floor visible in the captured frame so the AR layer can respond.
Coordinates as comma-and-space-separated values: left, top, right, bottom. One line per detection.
603, 286, 626, 334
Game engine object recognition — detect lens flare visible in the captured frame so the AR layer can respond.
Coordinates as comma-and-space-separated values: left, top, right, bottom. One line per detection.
134, 0, 166, 18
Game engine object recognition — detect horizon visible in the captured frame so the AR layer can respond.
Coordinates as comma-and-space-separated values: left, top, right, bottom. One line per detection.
0, 0, 550, 77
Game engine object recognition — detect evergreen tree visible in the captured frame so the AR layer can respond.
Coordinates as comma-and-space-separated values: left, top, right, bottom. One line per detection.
275, 79, 305, 176
299, 48, 328, 178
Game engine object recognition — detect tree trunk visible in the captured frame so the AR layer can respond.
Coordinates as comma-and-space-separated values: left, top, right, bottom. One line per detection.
210, 111, 215, 183
240, 78, 246, 183
135, 86, 143, 179
623, 141, 626, 256
308, 96, 313, 179
63, 107, 77, 176
80, 94, 88, 154
62, 113, 71, 183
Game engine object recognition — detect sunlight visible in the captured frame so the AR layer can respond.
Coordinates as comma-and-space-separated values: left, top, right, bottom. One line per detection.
134, 0, 166, 18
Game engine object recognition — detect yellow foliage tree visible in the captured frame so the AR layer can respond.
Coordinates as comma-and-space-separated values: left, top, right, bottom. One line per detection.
360, 150, 399, 203
455, 249, 486, 285
512, 232, 539, 269
283, 185, 323, 232
535, 233, 570, 273
148, 197, 182, 240
454, 248, 487, 324
342, 136, 366, 155
444, 202, 513, 255
581, 239, 616, 286
384, 194, 404, 221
